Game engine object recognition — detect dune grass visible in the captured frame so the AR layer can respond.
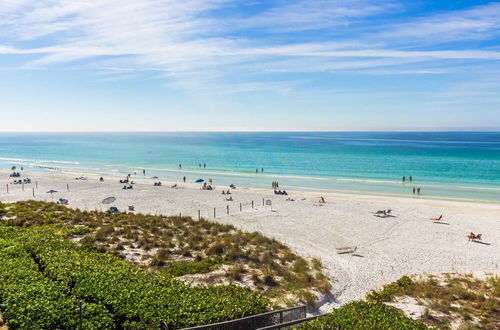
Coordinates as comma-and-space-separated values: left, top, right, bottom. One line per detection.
368, 273, 500, 329
0, 200, 331, 306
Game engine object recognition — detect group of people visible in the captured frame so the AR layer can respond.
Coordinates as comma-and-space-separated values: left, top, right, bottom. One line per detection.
402, 176, 413, 183
201, 182, 213, 190
153, 181, 162, 186
274, 189, 288, 195
12, 178, 31, 184
9, 171, 21, 177
401, 176, 422, 195
256, 168, 264, 173
271, 181, 279, 189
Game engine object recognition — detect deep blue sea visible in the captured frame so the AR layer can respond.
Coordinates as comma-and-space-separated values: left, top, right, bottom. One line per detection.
0, 132, 499, 201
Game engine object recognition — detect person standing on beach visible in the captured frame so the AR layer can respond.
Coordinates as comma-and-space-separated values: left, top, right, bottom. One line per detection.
417, 187, 421, 195
143, 169, 145, 175
256, 168, 258, 173
413, 187, 415, 195
402, 176, 406, 183
179, 164, 181, 169
261, 168, 264, 173
409, 176, 413, 183
183, 176, 186, 183
204, 163, 206, 168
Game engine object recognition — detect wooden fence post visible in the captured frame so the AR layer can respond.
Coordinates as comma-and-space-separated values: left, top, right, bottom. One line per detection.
262, 198, 264, 206
214, 207, 216, 218
251, 200, 254, 208
67, 183, 69, 191
36, 181, 38, 189
22, 182, 24, 191
226, 205, 229, 215
6, 184, 8, 194
198, 210, 201, 220
32, 187, 35, 197
240, 203, 242, 211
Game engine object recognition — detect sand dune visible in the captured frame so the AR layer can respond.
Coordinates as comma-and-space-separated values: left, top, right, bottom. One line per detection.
1, 170, 499, 312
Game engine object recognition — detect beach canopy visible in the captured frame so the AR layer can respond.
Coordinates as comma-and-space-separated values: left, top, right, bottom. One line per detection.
46, 189, 58, 194
101, 196, 116, 204
195, 179, 204, 183
151, 176, 159, 179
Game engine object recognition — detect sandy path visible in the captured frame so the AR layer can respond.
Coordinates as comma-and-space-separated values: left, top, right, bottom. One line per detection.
1, 170, 499, 312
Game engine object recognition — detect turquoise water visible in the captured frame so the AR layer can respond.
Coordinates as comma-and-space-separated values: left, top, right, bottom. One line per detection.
0, 132, 499, 201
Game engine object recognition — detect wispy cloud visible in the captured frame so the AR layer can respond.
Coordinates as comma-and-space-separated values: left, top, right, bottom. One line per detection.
1, 0, 500, 89
378, 2, 500, 43
231, 0, 399, 33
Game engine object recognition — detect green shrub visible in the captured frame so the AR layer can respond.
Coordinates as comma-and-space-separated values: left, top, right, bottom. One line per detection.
299, 301, 429, 329
0, 227, 270, 329
367, 275, 414, 302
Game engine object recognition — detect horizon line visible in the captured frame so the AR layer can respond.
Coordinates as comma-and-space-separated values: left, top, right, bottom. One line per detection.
0, 129, 500, 133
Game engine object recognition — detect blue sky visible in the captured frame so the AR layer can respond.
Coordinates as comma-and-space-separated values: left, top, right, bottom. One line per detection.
0, 0, 499, 131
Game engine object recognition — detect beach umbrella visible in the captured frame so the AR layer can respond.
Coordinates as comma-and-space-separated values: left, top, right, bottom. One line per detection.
46, 189, 58, 194
195, 179, 204, 183
101, 196, 116, 204
151, 176, 159, 179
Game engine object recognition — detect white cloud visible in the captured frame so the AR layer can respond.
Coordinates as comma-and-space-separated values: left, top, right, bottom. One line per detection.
378, 2, 500, 43
0, 0, 500, 88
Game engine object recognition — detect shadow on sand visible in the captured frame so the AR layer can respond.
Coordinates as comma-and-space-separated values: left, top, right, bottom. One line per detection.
433, 221, 450, 225
472, 240, 491, 246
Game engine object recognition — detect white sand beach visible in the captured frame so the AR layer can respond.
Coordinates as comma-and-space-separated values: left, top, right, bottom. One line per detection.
1, 170, 499, 312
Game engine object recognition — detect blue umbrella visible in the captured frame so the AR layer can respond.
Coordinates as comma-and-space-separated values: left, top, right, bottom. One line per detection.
195, 179, 204, 183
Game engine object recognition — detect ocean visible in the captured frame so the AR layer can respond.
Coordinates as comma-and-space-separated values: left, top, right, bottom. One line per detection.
0, 132, 499, 202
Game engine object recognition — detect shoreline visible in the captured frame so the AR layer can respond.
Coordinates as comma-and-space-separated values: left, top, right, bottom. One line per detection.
1, 170, 499, 312
2, 165, 499, 205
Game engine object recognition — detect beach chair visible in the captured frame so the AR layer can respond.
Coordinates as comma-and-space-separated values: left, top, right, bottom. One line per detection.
336, 246, 357, 254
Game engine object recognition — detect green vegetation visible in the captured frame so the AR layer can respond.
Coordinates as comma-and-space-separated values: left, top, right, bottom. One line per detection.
368, 274, 500, 329
298, 301, 429, 330
0, 200, 335, 328
0, 226, 269, 329
0, 200, 331, 305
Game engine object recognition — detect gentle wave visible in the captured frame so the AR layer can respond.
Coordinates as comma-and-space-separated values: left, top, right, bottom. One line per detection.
0, 157, 80, 165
